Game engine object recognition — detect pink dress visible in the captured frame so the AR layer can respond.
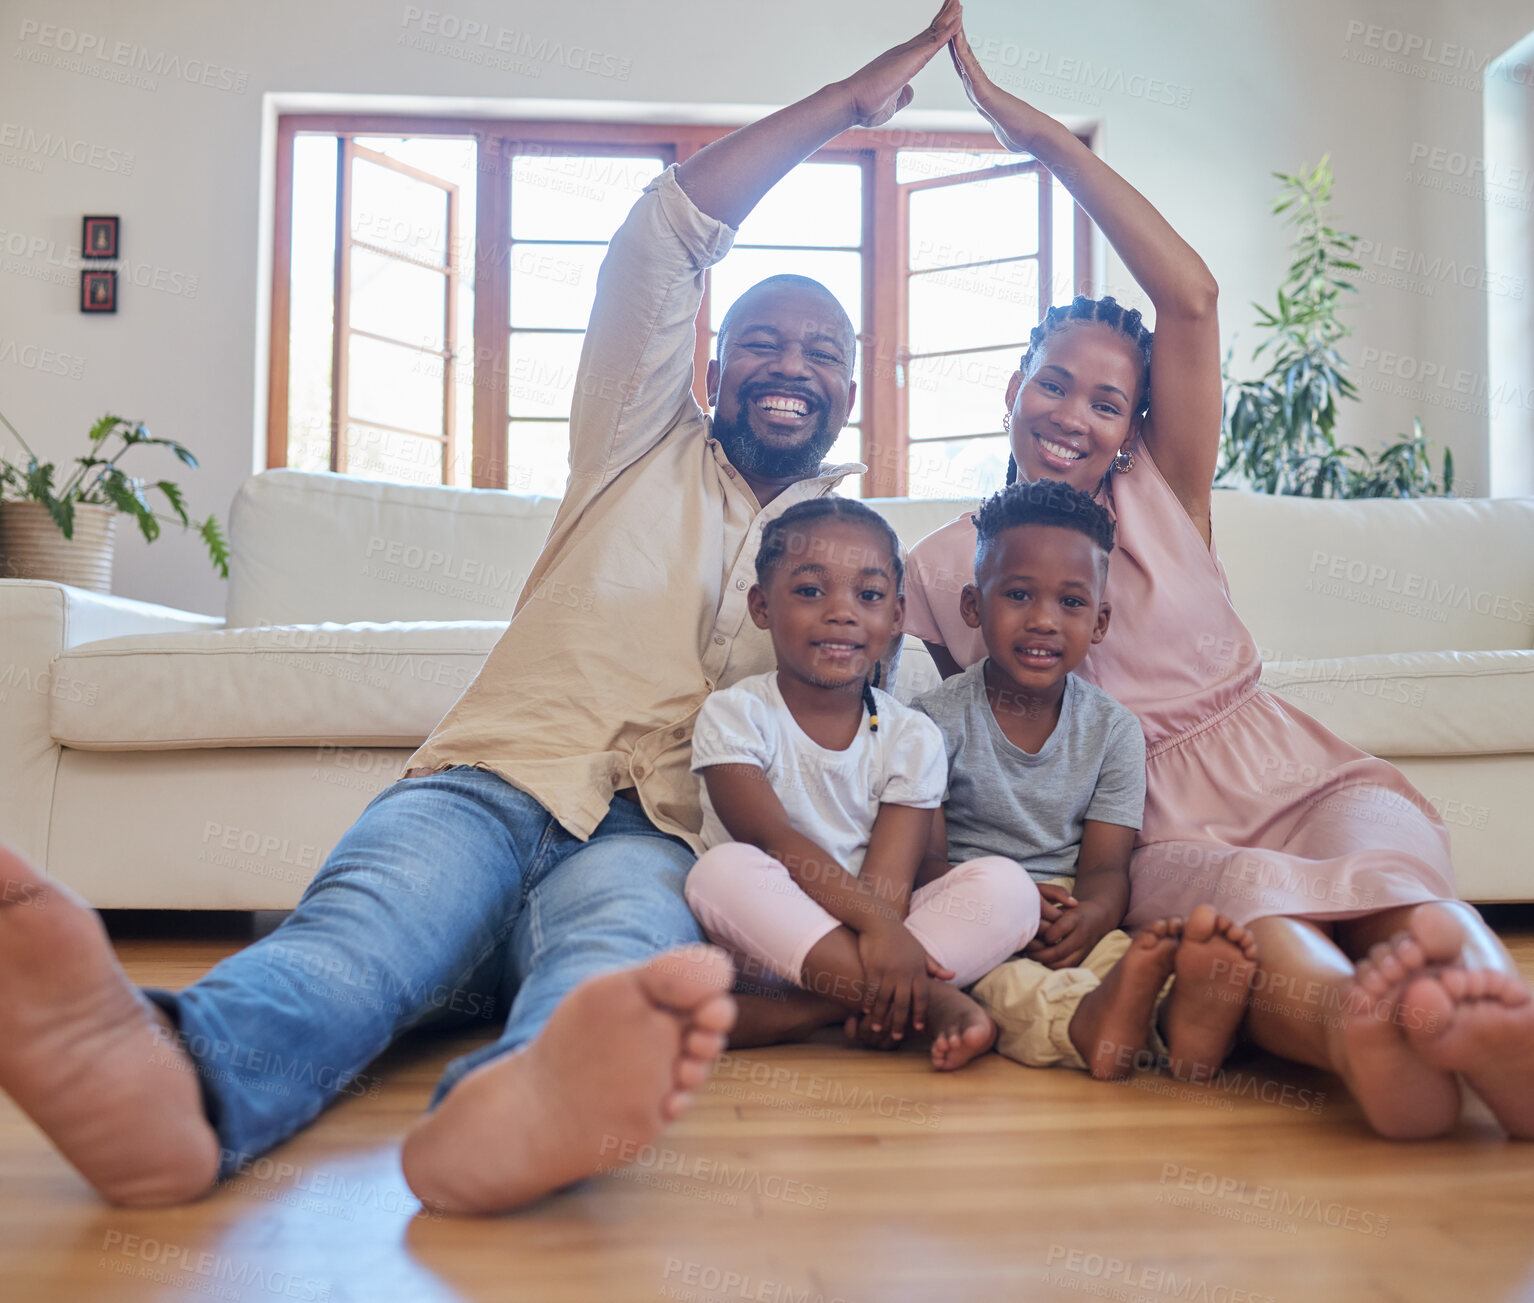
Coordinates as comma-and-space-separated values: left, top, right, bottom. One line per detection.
903, 438, 1457, 928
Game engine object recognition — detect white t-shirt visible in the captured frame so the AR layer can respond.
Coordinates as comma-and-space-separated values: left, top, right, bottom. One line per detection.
690, 671, 947, 876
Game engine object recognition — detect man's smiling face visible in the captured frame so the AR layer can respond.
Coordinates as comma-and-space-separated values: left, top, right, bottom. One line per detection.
706, 279, 858, 483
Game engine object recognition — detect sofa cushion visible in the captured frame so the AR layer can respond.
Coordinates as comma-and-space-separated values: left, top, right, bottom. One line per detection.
226, 470, 562, 627
1260, 648, 1534, 757
1213, 491, 1534, 659
51, 622, 504, 749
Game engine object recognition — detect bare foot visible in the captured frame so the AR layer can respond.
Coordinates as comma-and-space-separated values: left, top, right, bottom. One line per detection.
1161, 905, 1259, 1083
1069, 918, 1182, 1081
926, 985, 996, 1072
1403, 964, 1534, 1139
0, 843, 220, 1205
401, 946, 736, 1215
729, 989, 844, 1048
1330, 910, 1461, 1140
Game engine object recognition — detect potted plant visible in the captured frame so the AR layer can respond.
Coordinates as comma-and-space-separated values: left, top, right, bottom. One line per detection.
0, 410, 229, 592
1220, 157, 1454, 498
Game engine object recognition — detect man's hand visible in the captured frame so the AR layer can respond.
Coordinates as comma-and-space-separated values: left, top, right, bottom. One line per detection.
856, 920, 954, 1038
1024, 897, 1115, 970
837, 0, 963, 129
947, 17, 1053, 154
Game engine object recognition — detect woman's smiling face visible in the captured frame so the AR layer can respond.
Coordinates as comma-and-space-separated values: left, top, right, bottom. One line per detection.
1006, 321, 1145, 493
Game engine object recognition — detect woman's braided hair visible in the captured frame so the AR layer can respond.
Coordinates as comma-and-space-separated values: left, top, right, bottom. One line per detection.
755, 497, 903, 732
1005, 295, 1154, 486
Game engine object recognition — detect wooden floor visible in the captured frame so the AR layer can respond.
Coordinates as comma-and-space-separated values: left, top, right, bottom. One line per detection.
4, 911, 1534, 1303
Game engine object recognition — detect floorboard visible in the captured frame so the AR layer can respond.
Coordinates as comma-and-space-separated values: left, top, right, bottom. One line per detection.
3, 910, 1533, 1303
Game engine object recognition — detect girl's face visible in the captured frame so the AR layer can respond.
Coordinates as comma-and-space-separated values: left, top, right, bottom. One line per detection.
748, 518, 904, 692
1005, 322, 1145, 494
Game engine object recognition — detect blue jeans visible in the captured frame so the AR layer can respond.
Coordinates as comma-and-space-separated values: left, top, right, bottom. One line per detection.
145, 767, 702, 1180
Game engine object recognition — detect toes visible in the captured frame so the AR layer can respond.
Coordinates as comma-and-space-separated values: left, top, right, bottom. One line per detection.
1368, 941, 1408, 987
673, 1057, 712, 1092
1409, 905, 1465, 965
1355, 958, 1392, 999
1183, 904, 1217, 944
660, 1089, 695, 1122
683, 1028, 727, 1060
1402, 974, 1454, 1042
688, 993, 738, 1037
639, 946, 735, 1012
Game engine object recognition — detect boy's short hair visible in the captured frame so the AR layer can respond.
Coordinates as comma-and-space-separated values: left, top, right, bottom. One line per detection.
973, 479, 1115, 582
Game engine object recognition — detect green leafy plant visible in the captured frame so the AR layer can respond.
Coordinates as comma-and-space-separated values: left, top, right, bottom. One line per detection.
1220, 157, 1453, 499
0, 410, 229, 576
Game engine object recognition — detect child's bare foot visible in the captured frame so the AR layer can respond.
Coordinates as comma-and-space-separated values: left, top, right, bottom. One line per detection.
1161, 905, 1258, 1083
1068, 918, 1182, 1080
926, 985, 996, 1071
729, 989, 844, 1048
1330, 908, 1461, 1140
0, 843, 220, 1205
1402, 962, 1534, 1140
401, 946, 736, 1215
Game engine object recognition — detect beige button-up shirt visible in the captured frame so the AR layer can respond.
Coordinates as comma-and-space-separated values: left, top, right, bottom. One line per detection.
406, 166, 863, 848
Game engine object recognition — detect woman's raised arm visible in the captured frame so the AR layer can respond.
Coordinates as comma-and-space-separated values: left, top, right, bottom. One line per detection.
949, 26, 1223, 540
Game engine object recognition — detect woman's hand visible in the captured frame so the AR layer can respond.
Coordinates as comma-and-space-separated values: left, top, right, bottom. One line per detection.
837, 0, 964, 129
856, 920, 953, 1037
947, 21, 1052, 154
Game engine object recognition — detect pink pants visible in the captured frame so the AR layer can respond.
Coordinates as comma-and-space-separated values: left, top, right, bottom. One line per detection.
685, 842, 1042, 990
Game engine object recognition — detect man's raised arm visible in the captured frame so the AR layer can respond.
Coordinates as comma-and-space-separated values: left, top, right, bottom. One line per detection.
566, 1, 961, 484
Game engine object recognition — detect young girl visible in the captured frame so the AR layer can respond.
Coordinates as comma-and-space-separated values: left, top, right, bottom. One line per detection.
900, 23, 1534, 1136
685, 497, 1041, 1070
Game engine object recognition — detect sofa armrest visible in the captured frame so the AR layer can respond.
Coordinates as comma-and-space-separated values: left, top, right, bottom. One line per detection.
0, 581, 223, 861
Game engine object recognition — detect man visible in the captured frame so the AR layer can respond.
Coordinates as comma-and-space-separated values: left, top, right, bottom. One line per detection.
0, 1, 962, 1216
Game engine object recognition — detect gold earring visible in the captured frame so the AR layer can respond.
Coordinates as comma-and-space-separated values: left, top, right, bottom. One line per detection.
1112, 447, 1135, 474
1002, 411, 1012, 434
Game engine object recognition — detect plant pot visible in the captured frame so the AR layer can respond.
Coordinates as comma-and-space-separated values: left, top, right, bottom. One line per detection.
0, 501, 116, 592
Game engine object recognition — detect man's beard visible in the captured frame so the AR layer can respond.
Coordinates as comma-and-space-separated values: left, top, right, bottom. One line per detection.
711, 404, 842, 481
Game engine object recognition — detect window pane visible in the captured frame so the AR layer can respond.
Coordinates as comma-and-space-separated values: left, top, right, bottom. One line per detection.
734, 162, 862, 248
288, 135, 337, 473
907, 259, 1037, 355
908, 346, 1019, 441
1052, 171, 1080, 305
908, 171, 1038, 270
709, 249, 862, 334
896, 150, 1019, 184
906, 435, 1009, 501
354, 136, 476, 182
504, 332, 584, 418
348, 334, 443, 435
508, 242, 607, 329
351, 158, 449, 267
339, 421, 444, 487
510, 154, 665, 241
827, 425, 863, 497
350, 246, 447, 350
506, 421, 572, 496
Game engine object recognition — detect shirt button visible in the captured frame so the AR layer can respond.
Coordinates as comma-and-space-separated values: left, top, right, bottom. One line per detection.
736, 579, 746, 590
725, 467, 736, 478
713, 635, 725, 645
672, 727, 686, 740
633, 764, 647, 778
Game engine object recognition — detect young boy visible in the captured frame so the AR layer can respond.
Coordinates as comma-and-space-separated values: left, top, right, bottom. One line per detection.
912, 479, 1258, 1081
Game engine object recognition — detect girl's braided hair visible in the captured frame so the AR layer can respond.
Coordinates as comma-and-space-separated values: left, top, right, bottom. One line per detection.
1005, 295, 1154, 486
755, 497, 903, 732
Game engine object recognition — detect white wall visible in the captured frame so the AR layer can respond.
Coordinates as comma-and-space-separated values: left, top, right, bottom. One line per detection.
2, 0, 1529, 614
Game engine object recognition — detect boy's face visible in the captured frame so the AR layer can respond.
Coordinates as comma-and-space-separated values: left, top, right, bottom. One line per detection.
960, 522, 1110, 690
749, 519, 903, 691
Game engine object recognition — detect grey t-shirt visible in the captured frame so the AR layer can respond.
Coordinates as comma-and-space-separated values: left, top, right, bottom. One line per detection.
912, 661, 1147, 883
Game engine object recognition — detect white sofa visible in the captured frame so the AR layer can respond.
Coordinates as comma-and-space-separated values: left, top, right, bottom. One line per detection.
3, 469, 1532, 909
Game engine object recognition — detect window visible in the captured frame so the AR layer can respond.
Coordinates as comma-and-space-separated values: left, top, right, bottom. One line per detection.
269, 117, 1090, 500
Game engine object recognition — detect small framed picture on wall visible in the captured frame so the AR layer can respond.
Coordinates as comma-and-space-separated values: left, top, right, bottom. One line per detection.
81, 269, 117, 313
82, 215, 119, 260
